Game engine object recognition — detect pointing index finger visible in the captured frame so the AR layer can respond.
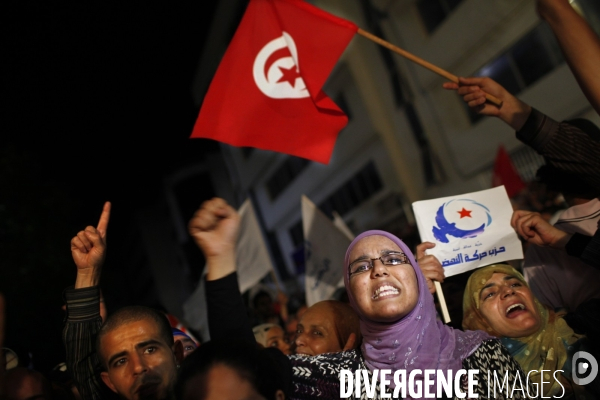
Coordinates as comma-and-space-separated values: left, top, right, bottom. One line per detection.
97, 201, 111, 237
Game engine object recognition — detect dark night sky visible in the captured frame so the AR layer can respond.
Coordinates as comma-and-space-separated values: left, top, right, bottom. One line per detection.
6, 1, 220, 200
3, 1, 221, 371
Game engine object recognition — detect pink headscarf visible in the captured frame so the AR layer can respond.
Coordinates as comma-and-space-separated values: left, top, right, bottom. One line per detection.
343, 230, 489, 388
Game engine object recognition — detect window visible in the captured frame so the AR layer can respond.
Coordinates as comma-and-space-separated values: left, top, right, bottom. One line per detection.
417, 0, 464, 33
266, 156, 310, 200
287, 161, 383, 251
511, 26, 562, 87
319, 161, 383, 218
468, 23, 564, 123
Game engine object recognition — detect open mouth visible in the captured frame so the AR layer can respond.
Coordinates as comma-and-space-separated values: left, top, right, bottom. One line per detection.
136, 383, 160, 399
505, 303, 526, 317
373, 285, 399, 300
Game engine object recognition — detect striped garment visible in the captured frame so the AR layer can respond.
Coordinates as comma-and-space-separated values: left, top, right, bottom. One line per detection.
516, 108, 600, 269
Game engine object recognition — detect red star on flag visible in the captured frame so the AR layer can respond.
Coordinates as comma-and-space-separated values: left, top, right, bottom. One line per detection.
457, 208, 472, 218
277, 65, 301, 87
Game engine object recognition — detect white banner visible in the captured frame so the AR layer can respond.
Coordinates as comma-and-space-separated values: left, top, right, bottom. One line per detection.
412, 186, 523, 277
235, 198, 275, 293
302, 196, 351, 306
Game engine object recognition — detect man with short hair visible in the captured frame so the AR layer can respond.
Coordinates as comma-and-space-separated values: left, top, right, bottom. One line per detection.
96, 306, 182, 400
63, 202, 182, 400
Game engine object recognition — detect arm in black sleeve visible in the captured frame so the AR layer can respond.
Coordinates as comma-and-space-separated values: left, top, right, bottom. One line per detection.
516, 108, 600, 193
565, 229, 600, 269
205, 272, 254, 343
581, 228, 600, 267
62, 286, 103, 400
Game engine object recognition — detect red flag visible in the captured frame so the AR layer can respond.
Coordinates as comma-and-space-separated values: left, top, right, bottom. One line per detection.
492, 145, 526, 197
190, 0, 357, 164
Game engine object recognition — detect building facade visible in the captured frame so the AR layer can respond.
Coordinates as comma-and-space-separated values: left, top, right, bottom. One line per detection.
191, 0, 600, 287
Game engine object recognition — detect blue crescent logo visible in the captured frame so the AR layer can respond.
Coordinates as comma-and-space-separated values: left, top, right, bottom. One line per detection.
432, 199, 492, 243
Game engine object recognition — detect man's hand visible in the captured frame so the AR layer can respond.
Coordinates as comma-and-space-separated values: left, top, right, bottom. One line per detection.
416, 242, 444, 294
511, 210, 570, 249
443, 77, 532, 131
188, 198, 240, 280
72, 202, 110, 288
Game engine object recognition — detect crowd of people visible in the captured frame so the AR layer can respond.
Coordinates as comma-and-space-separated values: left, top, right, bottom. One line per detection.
2, 0, 600, 398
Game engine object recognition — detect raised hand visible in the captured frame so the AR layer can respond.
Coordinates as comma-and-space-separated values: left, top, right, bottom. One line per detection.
71, 201, 110, 288
415, 242, 444, 294
443, 76, 532, 131
535, 0, 600, 115
511, 210, 570, 249
188, 198, 240, 280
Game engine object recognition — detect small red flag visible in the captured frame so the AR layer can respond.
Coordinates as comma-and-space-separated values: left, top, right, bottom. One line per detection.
190, 0, 358, 164
492, 145, 526, 197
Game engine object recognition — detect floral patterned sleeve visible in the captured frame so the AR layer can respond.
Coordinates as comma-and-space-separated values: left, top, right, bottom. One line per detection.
462, 339, 536, 399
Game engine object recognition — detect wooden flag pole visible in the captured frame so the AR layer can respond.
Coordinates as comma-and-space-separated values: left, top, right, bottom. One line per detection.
357, 28, 503, 107
434, 281, 451, 324
269, 269, 283, 292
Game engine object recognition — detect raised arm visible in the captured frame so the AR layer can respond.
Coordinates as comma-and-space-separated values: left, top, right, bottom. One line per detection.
445, 76, 600, 193
188, 198, 254, 342
511, 210, 571, 249
512, 209, 600, 269
537, 0, 600, 114
72, 202, 110, 288
188, 198, 239, 280
63, 202, 111, 400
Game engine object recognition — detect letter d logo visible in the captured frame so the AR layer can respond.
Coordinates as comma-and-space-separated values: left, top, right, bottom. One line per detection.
573, 351, 598, 386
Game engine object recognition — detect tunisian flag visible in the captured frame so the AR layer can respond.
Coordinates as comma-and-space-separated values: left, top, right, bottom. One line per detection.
190, 0, 358, 164
492, 145, 526, 198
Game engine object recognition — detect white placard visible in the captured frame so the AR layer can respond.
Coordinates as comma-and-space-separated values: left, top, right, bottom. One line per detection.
302, 195, 351, 306
412, 186, 523, 277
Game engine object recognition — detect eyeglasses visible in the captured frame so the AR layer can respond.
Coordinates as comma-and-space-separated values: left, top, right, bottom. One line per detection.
348, 252, 411, 277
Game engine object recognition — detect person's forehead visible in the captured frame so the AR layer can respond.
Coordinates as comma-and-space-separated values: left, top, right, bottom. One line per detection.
266, 326, 284, 338
350, 235, 401, 258
300, 305, 336, 329
175, 336, 196, 345
479, 273, 523, 296
483, 272, 516, 286
103, 319, 166, 350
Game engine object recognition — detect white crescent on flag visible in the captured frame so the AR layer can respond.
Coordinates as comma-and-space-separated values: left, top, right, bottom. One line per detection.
253, 31, 309, 99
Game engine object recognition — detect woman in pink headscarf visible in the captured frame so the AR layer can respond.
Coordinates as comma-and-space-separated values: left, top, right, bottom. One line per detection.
334, 230, 529, 398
